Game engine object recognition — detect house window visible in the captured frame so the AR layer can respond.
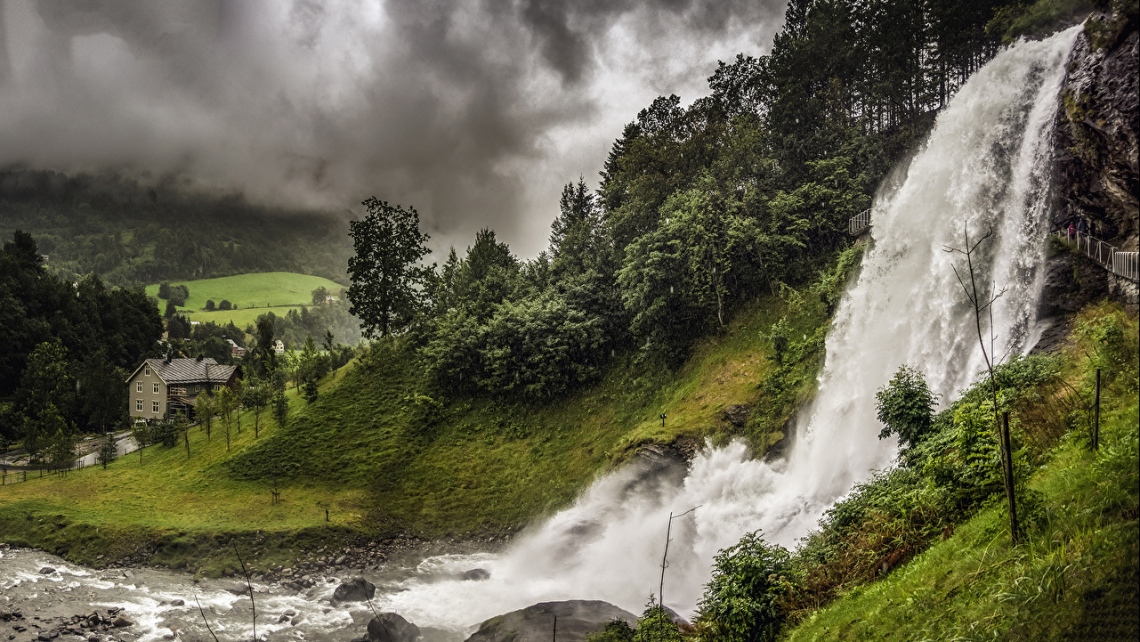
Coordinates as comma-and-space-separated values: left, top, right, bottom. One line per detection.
153, 383, 160, 394
136, 382, 142, 392
152, 401, 160, 413
145, 366, 151, 376
136, 400, 143, 411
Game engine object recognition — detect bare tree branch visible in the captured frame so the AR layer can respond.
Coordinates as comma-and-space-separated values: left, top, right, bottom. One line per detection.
232, 540, 257, 641
193, 589, 221, 642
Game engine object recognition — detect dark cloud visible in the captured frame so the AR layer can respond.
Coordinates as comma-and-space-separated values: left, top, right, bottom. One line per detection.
0, 0, 787, 255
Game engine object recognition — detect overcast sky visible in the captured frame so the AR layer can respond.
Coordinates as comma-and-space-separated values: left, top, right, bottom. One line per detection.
0, 0, 787, 257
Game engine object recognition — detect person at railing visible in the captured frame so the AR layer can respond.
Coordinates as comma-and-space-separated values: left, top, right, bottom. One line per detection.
1078, 217, 1088, 235
1067, 221, 1076, 240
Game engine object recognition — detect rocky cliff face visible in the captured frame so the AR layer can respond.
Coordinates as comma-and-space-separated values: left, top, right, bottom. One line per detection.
1039, 10, 1139, 329
1053, 14, 1138, 246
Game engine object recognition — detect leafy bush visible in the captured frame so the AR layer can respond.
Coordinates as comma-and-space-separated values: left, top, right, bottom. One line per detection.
151, 419, 180, 448
421, 292, 609, 400
587, 620, 635, 642
875, 365, 937, 450
697, 531, 792, 642
633, 599, 682, 642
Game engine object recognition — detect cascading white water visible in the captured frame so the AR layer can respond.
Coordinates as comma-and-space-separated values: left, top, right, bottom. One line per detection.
368, 27, 1082, 631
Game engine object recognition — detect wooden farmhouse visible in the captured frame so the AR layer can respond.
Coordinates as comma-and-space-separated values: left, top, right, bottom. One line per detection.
126, 358, 241, 421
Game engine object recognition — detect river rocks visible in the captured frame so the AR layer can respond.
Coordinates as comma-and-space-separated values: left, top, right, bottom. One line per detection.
462, 568, 490, 581
39, 566, 56, 574
332, 576, 376, 604
112, 614, 134, 628
366, 613, 420, 642
224, 582, 251, 596
464, 601, 637, 642
169, 599, 184, 607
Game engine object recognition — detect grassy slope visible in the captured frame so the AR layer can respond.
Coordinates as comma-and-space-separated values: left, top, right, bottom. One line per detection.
0, 375, 369, 571
783, 314, 1139, 641
144, 272, 342, 328
226, 285, 828, 536
0, 263, 838, 572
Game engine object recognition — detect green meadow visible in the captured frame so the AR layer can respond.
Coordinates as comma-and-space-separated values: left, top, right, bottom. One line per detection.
145, 272, 342, 328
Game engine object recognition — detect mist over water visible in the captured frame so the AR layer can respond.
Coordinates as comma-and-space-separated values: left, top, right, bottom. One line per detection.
0, 27, 1081, 642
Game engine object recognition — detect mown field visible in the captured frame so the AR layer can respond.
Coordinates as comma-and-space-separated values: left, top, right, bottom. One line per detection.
144, 272, 342, 328
0, 257, 843, 574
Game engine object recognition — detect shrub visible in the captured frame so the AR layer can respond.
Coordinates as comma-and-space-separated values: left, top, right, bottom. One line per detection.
875, 365, 937, 450
697, 531, 792, 642
587, 620, 635, 642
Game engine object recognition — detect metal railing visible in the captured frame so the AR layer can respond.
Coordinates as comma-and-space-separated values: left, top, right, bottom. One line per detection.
1055, 229, 1139, 282
849, 209, 872, 236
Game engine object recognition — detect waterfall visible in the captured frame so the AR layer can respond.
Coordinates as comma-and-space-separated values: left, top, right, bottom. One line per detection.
369, 26, 1082, 632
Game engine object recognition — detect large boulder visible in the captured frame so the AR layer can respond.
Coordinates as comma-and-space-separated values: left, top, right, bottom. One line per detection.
464, 600, 637, 642
332, 577, 376, 604
462, 568, 491, 581
367, 613, 420, 642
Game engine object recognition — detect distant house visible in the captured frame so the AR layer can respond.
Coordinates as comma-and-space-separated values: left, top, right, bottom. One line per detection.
274, 339, 286, 355
126, 358, 241, 421
227, 339, 246, 358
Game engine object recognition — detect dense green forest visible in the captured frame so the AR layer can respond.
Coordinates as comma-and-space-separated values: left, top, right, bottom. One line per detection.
0, 232, 163, 456
0, 169, 353, 287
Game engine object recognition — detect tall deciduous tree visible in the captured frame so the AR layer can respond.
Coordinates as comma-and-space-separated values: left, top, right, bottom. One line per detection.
16, 341, 74, 460
215, 386, 237, 452
240, 373, 270, 438
196, 392, 216, 442
347, 198, 431, 339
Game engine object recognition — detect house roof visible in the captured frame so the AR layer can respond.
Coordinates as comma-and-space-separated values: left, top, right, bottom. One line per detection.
127, 358, 238, 385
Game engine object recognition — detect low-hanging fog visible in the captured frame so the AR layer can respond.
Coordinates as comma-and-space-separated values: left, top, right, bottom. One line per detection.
0, 0, 787, 255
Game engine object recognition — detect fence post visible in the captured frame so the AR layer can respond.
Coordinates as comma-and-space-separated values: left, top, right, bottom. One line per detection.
1000, 411, 1019, 544
1093, 368, 1101, 450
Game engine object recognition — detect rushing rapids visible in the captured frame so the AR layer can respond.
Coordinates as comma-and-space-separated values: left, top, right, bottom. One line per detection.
0, 26, 1081, 641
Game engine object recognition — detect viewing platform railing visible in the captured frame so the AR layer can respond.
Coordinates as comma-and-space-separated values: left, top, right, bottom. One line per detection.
849, 209, 872, 236
1055, 229, 1139, 282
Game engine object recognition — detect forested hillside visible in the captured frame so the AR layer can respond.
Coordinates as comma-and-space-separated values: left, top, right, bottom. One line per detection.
0, 169, 353, 287
387, 0, 1065, 404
